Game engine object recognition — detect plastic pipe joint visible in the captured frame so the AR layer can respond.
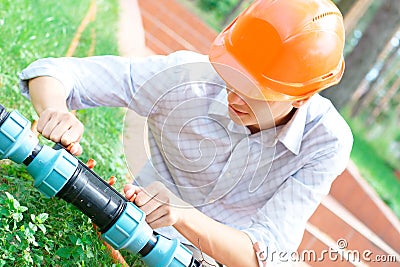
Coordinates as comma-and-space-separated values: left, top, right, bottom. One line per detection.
0, 104, 200, 267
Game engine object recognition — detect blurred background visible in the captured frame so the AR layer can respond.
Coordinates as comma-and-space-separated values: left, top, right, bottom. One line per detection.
0, 0, 399, 266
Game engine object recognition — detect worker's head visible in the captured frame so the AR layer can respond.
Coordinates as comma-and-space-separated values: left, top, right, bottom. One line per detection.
209, 0, 345, 103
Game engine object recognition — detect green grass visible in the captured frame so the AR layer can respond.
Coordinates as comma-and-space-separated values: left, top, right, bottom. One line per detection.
0, 0, 143, 266
342, 108, 400, 219
350, 135, 400, 216
177, 0, 223, 31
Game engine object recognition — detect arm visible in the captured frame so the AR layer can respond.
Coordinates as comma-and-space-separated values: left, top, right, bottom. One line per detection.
124, 182, 259, 267
19, 52, 209, 154
29, 76, 67, 114
176, 203, 259, 267
19, 56, 138, 154
29, 76, 83, 155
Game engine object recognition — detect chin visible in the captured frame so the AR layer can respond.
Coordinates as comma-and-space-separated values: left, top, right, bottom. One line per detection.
229, 113, 245, 125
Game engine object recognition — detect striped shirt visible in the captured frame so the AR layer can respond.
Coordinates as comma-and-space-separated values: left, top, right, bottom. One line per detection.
20, 50, 353, 262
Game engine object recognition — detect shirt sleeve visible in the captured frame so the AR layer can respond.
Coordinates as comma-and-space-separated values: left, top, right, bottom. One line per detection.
18, 51, 208, 116
242, 131, 353, 266
19, 56, 136, 110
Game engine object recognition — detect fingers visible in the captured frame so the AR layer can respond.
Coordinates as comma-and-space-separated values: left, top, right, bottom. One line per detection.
138, 196, 162, 217
127, 182, 189, 229
145, 207, 178, 229
134, 181, 165, 207
36, 108, 84, 155
137, 192, 171, 228
125, 183, 165, 223
124, 184, 142, 202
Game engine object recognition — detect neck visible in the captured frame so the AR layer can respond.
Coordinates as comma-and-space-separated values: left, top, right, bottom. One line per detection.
247, 108, 296, 134
275, 108, 297, 127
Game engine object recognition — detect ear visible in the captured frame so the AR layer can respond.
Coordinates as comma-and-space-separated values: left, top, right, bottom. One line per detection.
292, 97, 311, 108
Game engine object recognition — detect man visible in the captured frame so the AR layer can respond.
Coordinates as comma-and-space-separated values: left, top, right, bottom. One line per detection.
19, 0, 352, 266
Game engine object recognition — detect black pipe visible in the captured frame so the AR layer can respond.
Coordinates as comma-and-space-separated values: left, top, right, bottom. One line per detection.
138, 234, 158, 256
56, 161, 127, 233
56, 160, 161, 258
23, 144, 43, 166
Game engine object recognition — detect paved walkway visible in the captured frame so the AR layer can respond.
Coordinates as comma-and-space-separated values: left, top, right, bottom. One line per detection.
117, 1, 400, 265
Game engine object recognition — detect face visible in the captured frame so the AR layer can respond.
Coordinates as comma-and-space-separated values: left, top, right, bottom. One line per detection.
226, 88, 297, 133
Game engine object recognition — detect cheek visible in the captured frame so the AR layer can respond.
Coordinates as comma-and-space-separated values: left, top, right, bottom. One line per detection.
249, 104, 275, 122
267, 101, 292, 114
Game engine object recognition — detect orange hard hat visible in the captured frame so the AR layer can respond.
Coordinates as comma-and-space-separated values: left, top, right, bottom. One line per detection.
209, 0, 345, 101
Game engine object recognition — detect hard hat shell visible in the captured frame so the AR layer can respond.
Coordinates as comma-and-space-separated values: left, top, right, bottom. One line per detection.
209, 0, 345, 101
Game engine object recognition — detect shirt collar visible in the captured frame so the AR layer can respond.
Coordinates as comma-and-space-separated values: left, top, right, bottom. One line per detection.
208, 89, 228, 116
275, 98, 310, 155
251, 97, 311, 154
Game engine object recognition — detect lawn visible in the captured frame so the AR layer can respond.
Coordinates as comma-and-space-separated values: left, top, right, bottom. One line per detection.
342, 108, 400, 218
0, 0, 142, 266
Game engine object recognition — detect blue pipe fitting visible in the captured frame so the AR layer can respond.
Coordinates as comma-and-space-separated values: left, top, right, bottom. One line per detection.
142, 235, 194, 267
0, 108, 78, 198
0, 105, 200, 267
0, 110, 39, 164
102, 202, 154, 253
27, 145, 78, 198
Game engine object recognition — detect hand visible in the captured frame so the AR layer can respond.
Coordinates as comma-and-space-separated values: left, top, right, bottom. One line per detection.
37, 108, 84, 155
124, 182, 191, 229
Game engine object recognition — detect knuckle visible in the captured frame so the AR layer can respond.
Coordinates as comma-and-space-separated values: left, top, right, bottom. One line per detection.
40, 109, 51, 117
60, 135, 70, 144
123, 184, 132, 193
41, 132, 50, 139
36, 122, 44, 132
49, 133, 61, 142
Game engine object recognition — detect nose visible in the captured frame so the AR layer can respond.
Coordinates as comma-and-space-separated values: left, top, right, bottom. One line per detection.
227, 90, 246, 105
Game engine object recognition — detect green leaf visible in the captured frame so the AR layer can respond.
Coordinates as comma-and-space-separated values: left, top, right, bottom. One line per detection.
19, 206, 28, 213
86, 249, 94, 258
11, 212, 23, 222
28, 222, 37, 232
37, 213, 49, 223
75, 238, 83, 246
37, 224, 46, 234
72, 246, 84, 259
0, 209, 9, 217
4, 192, 13, 201
23, 250, 33, 263
56, 247, 72, 259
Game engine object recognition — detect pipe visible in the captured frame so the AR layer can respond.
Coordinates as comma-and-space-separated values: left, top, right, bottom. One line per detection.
0, 104, 201, 267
